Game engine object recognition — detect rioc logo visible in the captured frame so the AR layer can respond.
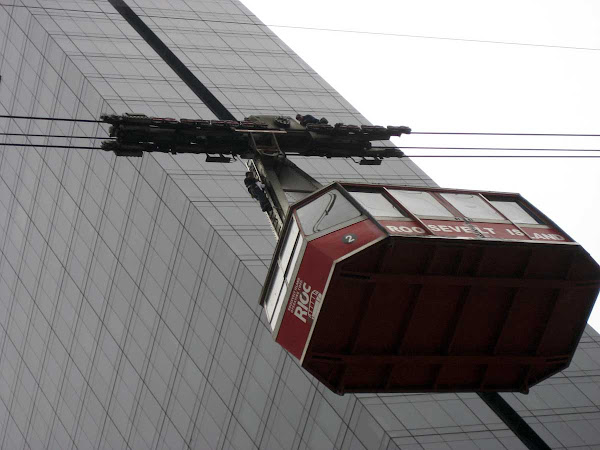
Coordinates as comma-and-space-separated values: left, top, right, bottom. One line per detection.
294, 281, 322, 323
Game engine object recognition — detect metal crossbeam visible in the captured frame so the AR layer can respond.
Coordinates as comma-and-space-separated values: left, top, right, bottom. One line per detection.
310, 353, 570, 366
100, 113, 410, 160
339, 271, 600, 289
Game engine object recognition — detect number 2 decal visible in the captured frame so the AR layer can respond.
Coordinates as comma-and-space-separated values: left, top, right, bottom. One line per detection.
343, 234, 357, 244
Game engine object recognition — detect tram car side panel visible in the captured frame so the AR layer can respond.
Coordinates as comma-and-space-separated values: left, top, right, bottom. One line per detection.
275, 220, 385, 360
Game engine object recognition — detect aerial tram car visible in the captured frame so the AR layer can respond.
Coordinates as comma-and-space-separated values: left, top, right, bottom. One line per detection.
102, 113, 600, 395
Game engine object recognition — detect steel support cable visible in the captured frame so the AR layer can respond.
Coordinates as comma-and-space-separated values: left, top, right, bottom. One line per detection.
3, 115, 600, 140
0, 114, 105, 123
0, 132, 112, 139
0, 130, 599, 156
2, 115, 599, 140
403, 155, 600, 158
373, 146, 600, 152
0, 3, 597, 53
410, 132, 600, 137
2, 142, 600, 157
264, 24, 600, 52
0, 143, 100, 150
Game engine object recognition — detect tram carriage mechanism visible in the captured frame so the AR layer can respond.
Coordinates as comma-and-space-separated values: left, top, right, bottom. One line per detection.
102, 113, 600, 395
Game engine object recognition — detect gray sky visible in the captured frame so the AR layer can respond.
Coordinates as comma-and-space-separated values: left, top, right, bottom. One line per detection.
241, 0, 600, 330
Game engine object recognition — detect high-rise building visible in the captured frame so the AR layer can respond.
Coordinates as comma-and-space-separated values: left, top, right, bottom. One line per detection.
1, 1, 599, 449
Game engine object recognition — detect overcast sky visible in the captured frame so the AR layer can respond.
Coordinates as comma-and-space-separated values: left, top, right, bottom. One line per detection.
241, 0, 600, 330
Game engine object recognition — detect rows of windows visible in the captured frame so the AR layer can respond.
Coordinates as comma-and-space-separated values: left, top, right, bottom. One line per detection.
348, 188, 541, 225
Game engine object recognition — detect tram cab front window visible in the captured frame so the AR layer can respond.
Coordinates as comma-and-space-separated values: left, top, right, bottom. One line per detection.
296, 188, 362, 237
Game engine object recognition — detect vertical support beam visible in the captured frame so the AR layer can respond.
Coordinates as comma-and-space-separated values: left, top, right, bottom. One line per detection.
521, 250, 577, 390
478, 392, 551, 450
478, 248, 534, 390
253, 158, 288, 233
383, 245, 438, 389
335, 243, 391, 392
433, 246, 485, 389
252, 152, 322, 238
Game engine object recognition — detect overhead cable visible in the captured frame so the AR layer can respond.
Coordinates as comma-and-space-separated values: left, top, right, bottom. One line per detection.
0, 132, 111, 139
265, 24, 600, 52
1, 142, 600, 158
0, 114, 105, 123
3, 116, 599, 141
0, 143, 99, 150
403, 155, 600, 158
397, 146, 600, 152
410, 132, 600, 137
371, 146, 600, 152
0, 3, 598, 52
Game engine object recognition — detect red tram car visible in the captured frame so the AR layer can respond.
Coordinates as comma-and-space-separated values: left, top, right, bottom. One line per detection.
259, 184, 600, 394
